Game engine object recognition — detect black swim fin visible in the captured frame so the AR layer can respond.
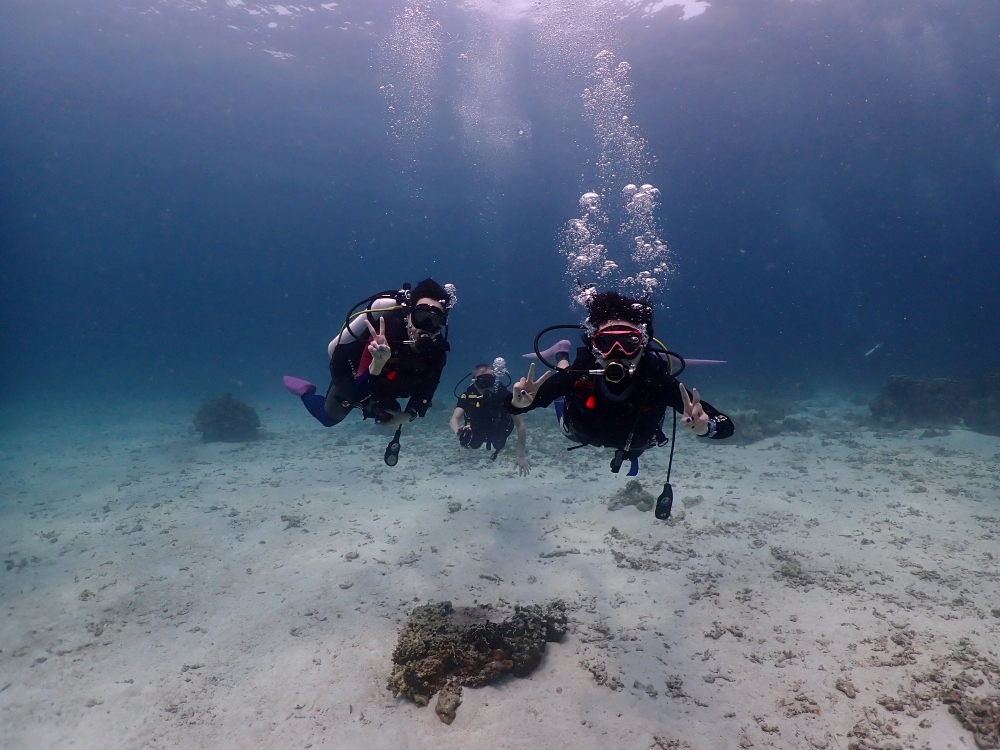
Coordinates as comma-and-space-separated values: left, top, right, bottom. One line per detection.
655, 482, 673, 520
384, 426, 402, 467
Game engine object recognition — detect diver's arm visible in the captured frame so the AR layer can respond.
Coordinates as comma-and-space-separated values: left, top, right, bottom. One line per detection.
663, 377, 734, 440
506, 368, 566, 414
365, 317, 391, 375
514, 415, 530, 476
450, 408, 465, 435
701, 409, 733, 439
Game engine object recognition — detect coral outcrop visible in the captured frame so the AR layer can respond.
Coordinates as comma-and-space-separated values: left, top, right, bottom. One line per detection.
870, 372, 1000, 436
193, 393, 260, 442
608, 479, 654, 512
869, 376, 967, 428
387, 600, 567, 723
726, 399, 811, 445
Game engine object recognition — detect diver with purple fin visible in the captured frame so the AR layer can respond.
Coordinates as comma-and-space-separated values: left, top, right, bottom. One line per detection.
283, 278, 455, 466
507, 289, 734, 519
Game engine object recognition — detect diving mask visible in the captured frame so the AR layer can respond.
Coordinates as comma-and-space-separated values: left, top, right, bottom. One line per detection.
474, 373, 497, 391
593, 326, 644, 359
410, 304, 446, 335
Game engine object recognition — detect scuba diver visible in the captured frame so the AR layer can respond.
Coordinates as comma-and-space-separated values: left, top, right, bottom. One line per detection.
283, 278, 455, 466
450, 362, 531, 476
507, 290, 734, 519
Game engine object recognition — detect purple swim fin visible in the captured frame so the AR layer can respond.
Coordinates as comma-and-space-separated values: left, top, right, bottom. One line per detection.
283, 375, 317, 397
523, 339, 572, 362
656, 353, 727, 370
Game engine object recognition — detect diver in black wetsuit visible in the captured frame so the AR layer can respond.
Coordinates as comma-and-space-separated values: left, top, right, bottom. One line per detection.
283, 278, 454, 465
450, 363, 530, 475
506, 290, 734, 516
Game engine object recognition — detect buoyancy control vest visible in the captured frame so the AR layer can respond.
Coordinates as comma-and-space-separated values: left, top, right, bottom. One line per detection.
561, 349, 672, 453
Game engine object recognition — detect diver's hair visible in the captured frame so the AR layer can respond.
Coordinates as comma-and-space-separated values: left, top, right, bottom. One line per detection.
411, 278, 451, 310
586, 291, 654, 339
472, 363, 492, 373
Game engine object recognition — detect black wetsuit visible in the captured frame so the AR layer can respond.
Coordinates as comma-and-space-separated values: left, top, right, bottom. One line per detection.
506, 347, 733, 464
456, 384, 515, 452
325, 313, 448, 424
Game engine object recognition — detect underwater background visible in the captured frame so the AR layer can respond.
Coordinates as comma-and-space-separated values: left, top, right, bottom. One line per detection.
5, 3, 1000, 749
3, 0, 999, 406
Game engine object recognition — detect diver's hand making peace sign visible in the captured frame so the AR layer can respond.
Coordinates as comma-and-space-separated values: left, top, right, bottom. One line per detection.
511, 363, 552, 409
366, 317, 391, 375
679, 383, 710, 436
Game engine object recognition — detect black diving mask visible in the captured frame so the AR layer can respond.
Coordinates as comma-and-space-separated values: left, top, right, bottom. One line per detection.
474, 373, 497, 391
410, 304, 446, 335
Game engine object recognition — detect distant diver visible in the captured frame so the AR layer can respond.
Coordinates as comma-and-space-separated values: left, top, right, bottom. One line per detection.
283, 278, 455, 466
507, 289, 734, 519
450, 362, 531, 476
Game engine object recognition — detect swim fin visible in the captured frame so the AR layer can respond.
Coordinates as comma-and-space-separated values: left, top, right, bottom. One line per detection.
522, 339, 572, 362
655, 482, 673, 520
384, 426, 402, 467
283, 375, 316, 396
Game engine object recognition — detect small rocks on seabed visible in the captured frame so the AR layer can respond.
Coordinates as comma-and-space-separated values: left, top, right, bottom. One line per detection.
539, 548, 580, 559
435, 682, 463, 725
633, 680, 658, 698
681, 495, 704, 509
607, 480, 654, 512
704, 622, 745, 640
387, 599, 568, 723
836, 677, 858, 698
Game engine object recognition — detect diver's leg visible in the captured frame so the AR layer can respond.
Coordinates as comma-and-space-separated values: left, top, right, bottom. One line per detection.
321, 383, 351, 426
304, 393, 339, 427
554, 396, 567, 434
284, 375, 339, 427
490, 418, 515, 452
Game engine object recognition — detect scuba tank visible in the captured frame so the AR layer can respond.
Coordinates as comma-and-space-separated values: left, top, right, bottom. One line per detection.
323, 285, 414, 426
329, 285, 413, 355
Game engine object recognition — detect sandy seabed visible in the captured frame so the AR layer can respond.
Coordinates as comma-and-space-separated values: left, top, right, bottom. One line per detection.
1, 392, 999, 750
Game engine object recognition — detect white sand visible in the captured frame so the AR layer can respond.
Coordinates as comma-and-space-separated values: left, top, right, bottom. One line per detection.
1, 392, 999, 749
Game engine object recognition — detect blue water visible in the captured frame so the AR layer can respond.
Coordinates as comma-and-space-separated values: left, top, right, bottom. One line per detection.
3, 0, 998, 406
4, 3, 1000, 747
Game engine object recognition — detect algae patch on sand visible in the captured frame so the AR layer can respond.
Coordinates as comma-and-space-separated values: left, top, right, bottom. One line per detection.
193, 393, 261, 442
607, 479, 655, 512
388, 600, 567, 723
